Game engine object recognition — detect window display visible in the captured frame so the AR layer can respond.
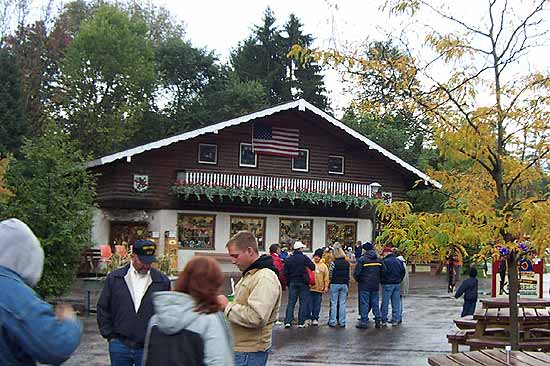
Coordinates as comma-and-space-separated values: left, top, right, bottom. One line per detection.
279, 218, 313, 250
230, 216, 266, 250
326, 221, 357, 247
177, 214, 215, 250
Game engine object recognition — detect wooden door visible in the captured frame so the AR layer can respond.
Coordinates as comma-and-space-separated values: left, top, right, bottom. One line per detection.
109, 222, 148, 250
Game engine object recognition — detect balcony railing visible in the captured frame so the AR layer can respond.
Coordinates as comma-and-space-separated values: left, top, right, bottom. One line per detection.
176, 170, 384, 198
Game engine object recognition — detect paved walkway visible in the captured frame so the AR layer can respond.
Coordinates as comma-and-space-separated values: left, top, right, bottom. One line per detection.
64, 272, 493, 366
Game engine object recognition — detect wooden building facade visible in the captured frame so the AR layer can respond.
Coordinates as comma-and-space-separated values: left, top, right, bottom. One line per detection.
88, 100, 440, 269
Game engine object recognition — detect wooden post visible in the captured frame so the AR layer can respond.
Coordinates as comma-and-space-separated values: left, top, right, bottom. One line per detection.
508, 251, 520, 350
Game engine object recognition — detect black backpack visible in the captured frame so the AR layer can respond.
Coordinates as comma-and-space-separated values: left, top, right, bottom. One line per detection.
145, 326, 205, 366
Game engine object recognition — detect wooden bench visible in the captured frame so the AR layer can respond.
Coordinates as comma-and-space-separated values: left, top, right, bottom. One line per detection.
467, 337, 550, 351
454, 315, 476, 329
448, 328, 507, 353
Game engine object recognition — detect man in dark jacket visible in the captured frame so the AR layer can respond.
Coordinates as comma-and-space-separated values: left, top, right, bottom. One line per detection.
354, 242, 385, 329
97, 239, 171, 366
283, 241, 315, 328
455, 267, 478, 316
380, 249, 406, 326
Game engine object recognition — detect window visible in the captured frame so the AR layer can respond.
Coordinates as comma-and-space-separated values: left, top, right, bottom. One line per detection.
230, 216, 266, 250
328, 155, 344, 175
279, 218, 313, 251
239, 143, 257, 168
198, 144, 217, 164
292, 148, 309, 172
177, 214, 215, 250
326, 221, 357, 248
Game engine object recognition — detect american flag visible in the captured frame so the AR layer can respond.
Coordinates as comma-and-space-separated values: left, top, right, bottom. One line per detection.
252, 122, 300, 157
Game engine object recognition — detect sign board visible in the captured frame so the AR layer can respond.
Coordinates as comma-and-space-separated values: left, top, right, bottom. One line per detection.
491, 257, 543, 298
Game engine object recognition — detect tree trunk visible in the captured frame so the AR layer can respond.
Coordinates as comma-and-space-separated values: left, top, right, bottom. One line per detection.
508, 251, 520, 350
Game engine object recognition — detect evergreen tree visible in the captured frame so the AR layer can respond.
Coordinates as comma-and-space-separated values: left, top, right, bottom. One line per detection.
231, 8, 328, 108
0, 123, 96, 298
282, 14, 328, 109
0, 48, 26, 156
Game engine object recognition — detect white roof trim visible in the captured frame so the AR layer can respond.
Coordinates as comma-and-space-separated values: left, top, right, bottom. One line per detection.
86, 99, 441, 188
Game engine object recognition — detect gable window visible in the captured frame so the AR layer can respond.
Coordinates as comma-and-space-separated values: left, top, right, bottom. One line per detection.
198, 144, 217, 165
292, 148, 309, 172
239, 143, 257, 168
328, 155, 345, 175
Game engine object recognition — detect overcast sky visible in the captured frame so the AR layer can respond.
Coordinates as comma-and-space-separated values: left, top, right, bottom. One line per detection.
155, 0, 550, 116
157, 0, 397, 115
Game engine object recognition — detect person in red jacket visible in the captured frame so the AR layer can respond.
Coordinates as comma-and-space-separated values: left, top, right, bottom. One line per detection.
269, 243, 286, 290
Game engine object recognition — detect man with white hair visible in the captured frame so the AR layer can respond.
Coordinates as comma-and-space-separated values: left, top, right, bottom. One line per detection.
283, 241, 315, 328
0, 218, 82, 366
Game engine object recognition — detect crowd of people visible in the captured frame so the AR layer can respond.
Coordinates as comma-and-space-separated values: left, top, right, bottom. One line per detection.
1, 217, 480, 366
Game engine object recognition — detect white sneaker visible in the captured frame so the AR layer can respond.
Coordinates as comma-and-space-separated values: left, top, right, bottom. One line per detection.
275, 321, 283, 326
298, 324, 307, 328
312, 320, 319, 326
284, 323, 291, 328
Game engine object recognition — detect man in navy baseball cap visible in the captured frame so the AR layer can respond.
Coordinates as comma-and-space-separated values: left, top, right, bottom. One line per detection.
132, 239, 157, 265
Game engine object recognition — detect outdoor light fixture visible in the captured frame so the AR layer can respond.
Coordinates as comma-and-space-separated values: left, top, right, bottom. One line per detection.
369, 182, 382, 198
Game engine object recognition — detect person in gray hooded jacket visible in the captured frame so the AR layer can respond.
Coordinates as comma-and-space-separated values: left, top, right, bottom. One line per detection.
0, 218, 82, 366
143, 256, 234, 366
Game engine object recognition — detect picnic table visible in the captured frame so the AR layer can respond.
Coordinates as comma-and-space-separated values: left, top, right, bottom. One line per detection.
428, 350, 550, 366
473, 307, 550, 337
481, 298, 550, 309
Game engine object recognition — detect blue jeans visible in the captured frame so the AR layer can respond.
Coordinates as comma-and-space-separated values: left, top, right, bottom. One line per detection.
329, 284, 348, 326
359, 289, 381, 324
235, 351, 269, 366
109, 339, 143, 366
284, 281, 310, 325
381, 284, 401, 324
462, 300, 477, 317
308, 291, 323, 321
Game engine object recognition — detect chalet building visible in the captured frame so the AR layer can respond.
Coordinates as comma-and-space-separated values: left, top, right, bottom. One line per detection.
87, 99, 440, 269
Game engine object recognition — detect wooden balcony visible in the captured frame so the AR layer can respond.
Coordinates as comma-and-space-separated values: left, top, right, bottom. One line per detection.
175, 170, 391, 201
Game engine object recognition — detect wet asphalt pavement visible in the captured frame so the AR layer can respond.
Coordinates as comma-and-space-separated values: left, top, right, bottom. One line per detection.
63, 273, 493, 366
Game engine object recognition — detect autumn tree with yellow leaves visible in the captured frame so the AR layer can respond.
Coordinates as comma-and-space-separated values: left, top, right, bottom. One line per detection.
293, 0, 550, 348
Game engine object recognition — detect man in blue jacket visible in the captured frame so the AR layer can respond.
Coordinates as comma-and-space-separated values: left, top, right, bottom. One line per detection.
380, 248, 406, 326
0, 218, 82, 366
455, 267, 478, 316
97, 239, 171, 366
283, 241, 315, 328
354, 242, 385, 329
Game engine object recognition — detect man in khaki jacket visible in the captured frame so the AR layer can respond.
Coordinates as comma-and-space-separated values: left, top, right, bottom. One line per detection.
219, 231, 282, 366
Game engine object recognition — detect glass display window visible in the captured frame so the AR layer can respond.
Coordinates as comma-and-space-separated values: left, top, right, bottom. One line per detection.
326, 220, 357, 247
279, 218, 313, 251
177, 214, 215, 250
230, 216, 266, 250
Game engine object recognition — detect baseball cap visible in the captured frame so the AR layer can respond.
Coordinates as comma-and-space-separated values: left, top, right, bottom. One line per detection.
293, 241, 307, 250
133, 239, 157, 264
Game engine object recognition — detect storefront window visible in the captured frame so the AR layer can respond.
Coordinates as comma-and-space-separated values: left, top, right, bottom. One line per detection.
230, 216, 266, 250
326, 221, 357, 247
177, 214, 215, 250
279, 218, 313, 251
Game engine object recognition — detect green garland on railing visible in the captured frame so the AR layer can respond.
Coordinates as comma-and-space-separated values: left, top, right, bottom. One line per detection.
170, 183, 373, 209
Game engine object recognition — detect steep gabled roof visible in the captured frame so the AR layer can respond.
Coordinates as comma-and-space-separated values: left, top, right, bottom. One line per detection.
86, 99, 441, 188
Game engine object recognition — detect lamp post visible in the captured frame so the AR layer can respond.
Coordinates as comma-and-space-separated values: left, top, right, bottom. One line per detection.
369, 182, 382, 199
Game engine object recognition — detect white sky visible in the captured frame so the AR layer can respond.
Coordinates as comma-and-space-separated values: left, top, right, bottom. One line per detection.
157, 0, 396, 116
156, 0, 550, 117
